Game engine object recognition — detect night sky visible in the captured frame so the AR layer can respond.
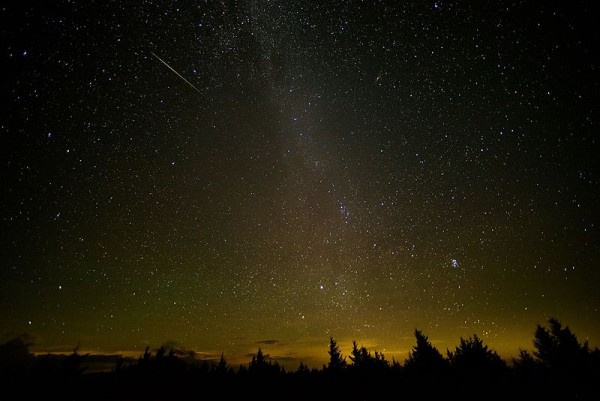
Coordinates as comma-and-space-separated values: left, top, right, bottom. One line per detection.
1, 1, 598, 368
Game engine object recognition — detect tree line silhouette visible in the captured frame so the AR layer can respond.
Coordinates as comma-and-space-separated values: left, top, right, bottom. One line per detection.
1, 318, 598, 400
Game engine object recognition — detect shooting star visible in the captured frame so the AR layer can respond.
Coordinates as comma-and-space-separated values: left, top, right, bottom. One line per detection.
150, 51, 201, 94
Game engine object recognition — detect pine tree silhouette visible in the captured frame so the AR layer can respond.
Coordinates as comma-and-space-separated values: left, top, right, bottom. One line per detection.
326, 337, 346, 372
215, 352, 229, 375
447, 334, 506, 374
533, 317, 587, 370
404, 329, 448, 376
349, 341, 389, 372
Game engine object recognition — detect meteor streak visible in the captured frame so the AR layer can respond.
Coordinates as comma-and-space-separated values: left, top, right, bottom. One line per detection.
150, 51, 201, 94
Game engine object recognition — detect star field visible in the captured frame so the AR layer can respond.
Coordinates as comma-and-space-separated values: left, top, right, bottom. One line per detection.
1, 1, 598, 367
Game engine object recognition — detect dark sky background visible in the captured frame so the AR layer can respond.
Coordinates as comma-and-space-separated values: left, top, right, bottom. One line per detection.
1, 0, 598, 368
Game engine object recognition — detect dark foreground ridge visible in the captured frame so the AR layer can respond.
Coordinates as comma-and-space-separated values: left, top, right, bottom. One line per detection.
1, 318, 599, 400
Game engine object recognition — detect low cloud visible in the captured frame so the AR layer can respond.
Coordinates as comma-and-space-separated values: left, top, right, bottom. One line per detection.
256, 339, 279, 345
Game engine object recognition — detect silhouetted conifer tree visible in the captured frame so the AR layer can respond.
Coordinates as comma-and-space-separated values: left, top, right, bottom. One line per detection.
215, 352, 228, 375
249, 347, 267, 371
447, 334, 506, 374
248, 347, 283, 376
513, 349, 543, 381
326, 337, 346, 372
533, 317, 587, 370
238, 364, 248, 375
349, 341, 389, 372
404, 329, 448, 376
297, 361, 310, 375
349, 340, 366, 368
